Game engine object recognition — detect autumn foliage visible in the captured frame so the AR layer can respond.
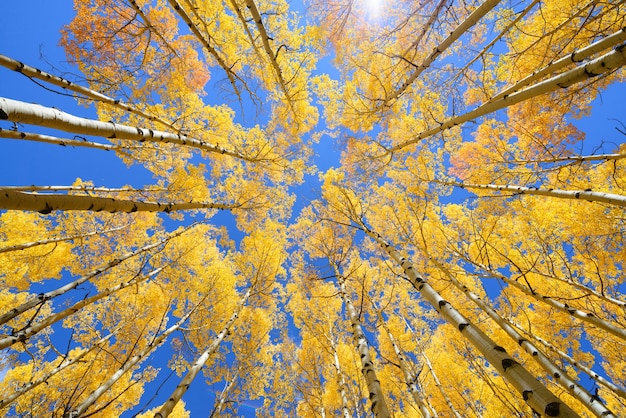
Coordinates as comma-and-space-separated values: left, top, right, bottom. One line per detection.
1, 0, 626, 416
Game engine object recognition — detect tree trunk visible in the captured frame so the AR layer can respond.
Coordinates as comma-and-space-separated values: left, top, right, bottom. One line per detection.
0, 97, 250, 160
0, 225, 191, 326
447, 181, 626, 207
154, 287, 251, 417
0, 268, 161, 350
376, 308, 433, 418
67, 306, 199, 417
0, 189, 237, 213
387, 45, 626, 153
332, 263, 391, 418
360, 225, 579, 417
433, 259, 615, 417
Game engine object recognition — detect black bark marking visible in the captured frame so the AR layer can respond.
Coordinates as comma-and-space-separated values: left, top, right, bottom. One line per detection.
523, 390, 533, 401
458, 323, 469, 332
545, 402, 561, 417
493, 345, 506, 352
438, 300, 448, 308
0, 109, 8, 119
501, 358, 518, 370
38, 203, 53, 215
518, 338, 528, 346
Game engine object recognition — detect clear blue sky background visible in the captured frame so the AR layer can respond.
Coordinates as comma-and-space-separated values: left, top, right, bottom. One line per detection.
1, 1, 625, 416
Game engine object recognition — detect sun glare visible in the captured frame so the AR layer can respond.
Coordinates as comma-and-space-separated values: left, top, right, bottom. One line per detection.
364, 0, 383, 21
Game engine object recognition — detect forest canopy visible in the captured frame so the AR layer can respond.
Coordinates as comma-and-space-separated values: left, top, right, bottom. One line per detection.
1, 0, 626, 416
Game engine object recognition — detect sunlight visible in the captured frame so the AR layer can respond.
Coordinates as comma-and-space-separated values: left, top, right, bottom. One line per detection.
364, 0, 384, 21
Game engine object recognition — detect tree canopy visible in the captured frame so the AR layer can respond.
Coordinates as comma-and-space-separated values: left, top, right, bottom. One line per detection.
1, 0, 625, 416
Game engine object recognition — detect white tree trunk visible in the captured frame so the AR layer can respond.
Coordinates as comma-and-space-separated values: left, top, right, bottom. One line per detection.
448, 181, 626, 207
468, 260, 626, 341
0, 329, 117, 411
376, 308, 433, 418
0, 224, 127, 254
154, 287, 251, 417
0, 128, 121, 151
0, 54, 177, 131
433, 259, 615, 417
67, 306, 199, 417
0, 268, 161, 350
0, 189, 237, 213
360, 226, 579, 417
492, 28, 626, 100
0, 225, 192, 326
325, 330, 353, 418
332, 264, 391, 418
0, 97, 250, 160
387, 45, 626, 153
383, 0, 501, 104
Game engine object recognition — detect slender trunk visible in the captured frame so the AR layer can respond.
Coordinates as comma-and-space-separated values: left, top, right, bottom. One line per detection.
0, 54, 177, 131
325, 330, 352, 418
243, 0, 295, 112
0, 128, 121, 151
0, 225, 191, 326
507, 317, 626, 401
154, 287, 251, 417
210, 367, 241, 417
466, 259, 626, 342
404, 318, 461, 418
0, 329, 117, 410
331, 263, 391, 418
0, 97, 250, 160
445, 181, 626, 208
491, 27, 626, 101
387, 45, 626, 153
383, 0, 501, 104
433, 260, 615, 417
0, 224, 127, 254
0, 189, 237, 214
67, 306, 198, 417
375, 308, 433, 418
0, 268, 161, 350
166, 0, 242, 101
360, 225, 578, 417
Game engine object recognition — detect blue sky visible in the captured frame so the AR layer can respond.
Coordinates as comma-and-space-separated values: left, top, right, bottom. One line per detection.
1, 0, 626, 416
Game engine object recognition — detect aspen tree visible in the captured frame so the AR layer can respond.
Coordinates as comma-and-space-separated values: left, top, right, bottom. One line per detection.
331, 263, 391, 418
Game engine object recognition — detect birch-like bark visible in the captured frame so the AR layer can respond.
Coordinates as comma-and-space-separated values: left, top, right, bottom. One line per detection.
404, 318, 461, 418
453, 0, 540, 79
359, 226, 578, 417
166, 0, 242, 101
331, 264, 391, 418
0, 224, 127, 254
0, 268, 162, 350
0, 97, 251, 161
324, 330, 352, 418
0, 224, 190, 326
0, 329, 117, 410
67, 306, 199, 417
507, 317, 626, 401
154, 287, 251, 417
445, 181, 626, 207
243, 0, 295, 110
210, 367, 241, 418
0, 54, 176, 131
491, 27, 626, 101
0, 189, 238, 213
0, 128, 122, 151
382, 0, 501, 105
508, 152, 626, 165
433, 260, 615, 417
375, 308, 433, 418
386, 44, 626, 154
466, 260, 626, 342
